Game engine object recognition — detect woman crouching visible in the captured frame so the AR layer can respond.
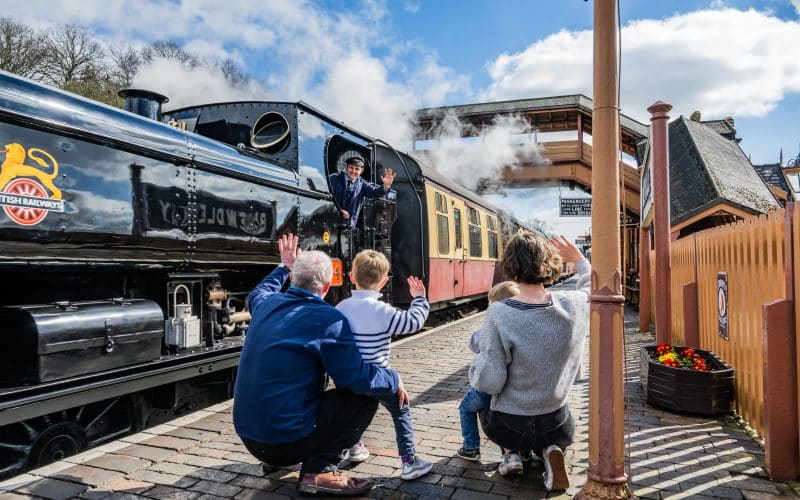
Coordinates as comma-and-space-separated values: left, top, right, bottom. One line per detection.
469, 232, 590, 491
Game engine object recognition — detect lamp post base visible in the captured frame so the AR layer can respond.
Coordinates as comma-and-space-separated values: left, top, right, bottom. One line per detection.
574, 477, 633, 499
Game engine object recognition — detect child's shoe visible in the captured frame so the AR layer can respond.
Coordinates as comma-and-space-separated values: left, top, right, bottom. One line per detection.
400, 455, 433, 480
542, 445, 569, 491
520, 449, 541, 464
347, 440, 370, 463
456, 447, 481, 461
498, 451, 523, 477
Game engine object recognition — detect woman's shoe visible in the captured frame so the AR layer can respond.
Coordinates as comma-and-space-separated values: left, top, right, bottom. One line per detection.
542, 445, 569, 491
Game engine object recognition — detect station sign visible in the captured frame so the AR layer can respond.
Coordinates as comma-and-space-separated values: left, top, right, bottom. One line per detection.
560, 197, 592, 217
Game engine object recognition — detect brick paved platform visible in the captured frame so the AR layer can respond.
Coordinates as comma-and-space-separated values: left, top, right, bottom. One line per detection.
2, 308, 798, 499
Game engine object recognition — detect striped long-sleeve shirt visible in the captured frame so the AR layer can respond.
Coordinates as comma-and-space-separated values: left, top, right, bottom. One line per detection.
336, 290, 430, 368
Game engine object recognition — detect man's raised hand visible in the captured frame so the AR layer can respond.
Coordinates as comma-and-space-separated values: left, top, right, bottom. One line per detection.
278, 233, 301, 270
381, 168, 395, 188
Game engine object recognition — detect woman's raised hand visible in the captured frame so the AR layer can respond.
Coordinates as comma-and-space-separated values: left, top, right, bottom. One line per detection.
549, 235, 583, 263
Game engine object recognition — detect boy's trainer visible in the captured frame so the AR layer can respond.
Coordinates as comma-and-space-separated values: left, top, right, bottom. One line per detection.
543, 445, 569, 491
348, 440, 370, 463
400, 456, 433, 480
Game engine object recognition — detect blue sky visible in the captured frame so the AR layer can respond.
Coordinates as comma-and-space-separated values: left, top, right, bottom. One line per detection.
5, 0, 799, 239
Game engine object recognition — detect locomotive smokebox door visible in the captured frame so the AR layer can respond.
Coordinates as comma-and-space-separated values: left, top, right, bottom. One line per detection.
0, 299, 163, 386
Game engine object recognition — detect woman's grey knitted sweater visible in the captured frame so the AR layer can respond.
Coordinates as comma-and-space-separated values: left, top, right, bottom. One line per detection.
468, 259, 591, 416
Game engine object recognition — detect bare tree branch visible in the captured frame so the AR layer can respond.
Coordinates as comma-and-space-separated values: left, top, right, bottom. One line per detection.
42, 24, 105, 86
0, 17, 47, 79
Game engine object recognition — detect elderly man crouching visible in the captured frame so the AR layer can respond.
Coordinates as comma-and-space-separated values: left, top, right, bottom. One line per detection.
233, 234, 407, 496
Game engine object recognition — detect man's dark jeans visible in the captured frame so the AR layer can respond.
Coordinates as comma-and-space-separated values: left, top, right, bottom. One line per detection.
241, 388, 379, 474
479, 404, 574, 456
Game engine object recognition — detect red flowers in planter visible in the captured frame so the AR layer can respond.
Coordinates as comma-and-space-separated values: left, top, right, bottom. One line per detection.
654, 344, 711, 371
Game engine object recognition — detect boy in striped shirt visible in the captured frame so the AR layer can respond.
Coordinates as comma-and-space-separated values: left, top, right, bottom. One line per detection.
336, 249, 433, 480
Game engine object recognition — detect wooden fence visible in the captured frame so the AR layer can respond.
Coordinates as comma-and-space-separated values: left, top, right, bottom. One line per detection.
664, 209, 787, 436
644, 205, 799, 477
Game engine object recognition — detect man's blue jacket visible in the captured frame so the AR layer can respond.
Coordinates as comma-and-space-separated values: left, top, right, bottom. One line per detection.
232, 266, 399, 444
329, 171, 387, 227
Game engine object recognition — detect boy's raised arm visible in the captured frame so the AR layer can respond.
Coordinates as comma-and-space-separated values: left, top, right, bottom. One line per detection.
388, 276, 429, 336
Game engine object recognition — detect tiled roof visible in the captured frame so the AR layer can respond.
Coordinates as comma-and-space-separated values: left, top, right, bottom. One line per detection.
699, 119, 737, 141
669, 116, 778, 225
753, 163, 791, 193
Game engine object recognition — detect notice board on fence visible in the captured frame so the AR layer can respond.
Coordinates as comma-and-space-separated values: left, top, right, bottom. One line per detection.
717, 272, 729, 340
560, 197, 592, 217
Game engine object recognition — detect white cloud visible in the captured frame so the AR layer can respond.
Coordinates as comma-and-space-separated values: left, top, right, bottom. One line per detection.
482, 8, 800, 123
793, 0, 800, 16
403, 0, 421, 13
2, 0, 469, 144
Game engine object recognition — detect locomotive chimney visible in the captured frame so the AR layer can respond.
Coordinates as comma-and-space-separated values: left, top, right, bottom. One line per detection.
118, 89, 169, 121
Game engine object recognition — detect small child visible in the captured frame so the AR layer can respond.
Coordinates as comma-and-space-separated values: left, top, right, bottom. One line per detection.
336, 250, 433, 480
457, 281, 520, 462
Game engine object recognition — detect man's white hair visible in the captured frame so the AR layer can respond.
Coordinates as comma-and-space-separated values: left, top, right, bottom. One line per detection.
292, 251, 333, 294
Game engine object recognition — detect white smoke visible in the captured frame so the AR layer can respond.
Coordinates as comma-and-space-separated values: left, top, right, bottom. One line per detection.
414, 111, 549, 191
132, 58, 270, 111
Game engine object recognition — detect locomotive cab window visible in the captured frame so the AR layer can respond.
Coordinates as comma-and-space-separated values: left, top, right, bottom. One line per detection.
468, 207, 482, 258
487, 216, 499, 259
324, 135, 371, 183
434, 192, 449, 255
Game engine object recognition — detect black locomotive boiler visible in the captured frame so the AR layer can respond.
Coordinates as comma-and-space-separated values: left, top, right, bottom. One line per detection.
0, 70, 525, 478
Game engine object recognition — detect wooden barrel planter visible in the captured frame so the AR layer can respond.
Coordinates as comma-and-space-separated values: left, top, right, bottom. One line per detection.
639, 345, 734, 415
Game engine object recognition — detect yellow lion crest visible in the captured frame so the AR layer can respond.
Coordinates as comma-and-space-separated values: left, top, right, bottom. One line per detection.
0, 143, 61, 199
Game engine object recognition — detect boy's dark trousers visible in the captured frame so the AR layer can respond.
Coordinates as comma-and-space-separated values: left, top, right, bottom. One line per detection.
241, 388, 379, 474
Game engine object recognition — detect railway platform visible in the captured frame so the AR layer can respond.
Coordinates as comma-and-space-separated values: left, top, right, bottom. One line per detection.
1, 308, 797, 499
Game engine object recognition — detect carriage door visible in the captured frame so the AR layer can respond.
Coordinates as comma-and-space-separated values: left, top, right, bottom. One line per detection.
453, 207, 465, 298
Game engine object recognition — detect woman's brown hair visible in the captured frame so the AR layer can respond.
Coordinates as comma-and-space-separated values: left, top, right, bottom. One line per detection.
501, 232, 562, 285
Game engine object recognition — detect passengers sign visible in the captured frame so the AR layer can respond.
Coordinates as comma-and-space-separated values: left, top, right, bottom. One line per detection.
560, 197, 592, 217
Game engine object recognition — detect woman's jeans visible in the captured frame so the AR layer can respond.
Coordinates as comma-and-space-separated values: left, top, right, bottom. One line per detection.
459, 387, 491, 449
479, 404, 574, 456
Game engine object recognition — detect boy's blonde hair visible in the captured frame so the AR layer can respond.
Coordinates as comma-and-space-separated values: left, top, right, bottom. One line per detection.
488, 281, 520, 303
351, 250, 390, 290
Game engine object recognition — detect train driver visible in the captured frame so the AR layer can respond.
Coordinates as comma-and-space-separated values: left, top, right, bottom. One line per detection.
329, 156, 394, 227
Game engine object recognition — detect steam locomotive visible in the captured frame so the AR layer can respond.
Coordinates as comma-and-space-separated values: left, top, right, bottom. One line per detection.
0, 70, 526, 478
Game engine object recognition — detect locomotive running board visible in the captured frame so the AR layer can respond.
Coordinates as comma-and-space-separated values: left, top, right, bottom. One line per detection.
0, 349, 241, 427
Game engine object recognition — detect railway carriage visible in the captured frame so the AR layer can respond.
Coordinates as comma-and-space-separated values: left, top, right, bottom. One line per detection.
0, 70, 527, 477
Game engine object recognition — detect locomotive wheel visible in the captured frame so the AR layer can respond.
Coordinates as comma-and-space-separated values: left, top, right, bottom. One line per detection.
0, 394, 146, 479
28, 422, 87, 467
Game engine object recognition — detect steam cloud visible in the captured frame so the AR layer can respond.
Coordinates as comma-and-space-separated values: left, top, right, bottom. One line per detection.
412, 111, 549, 192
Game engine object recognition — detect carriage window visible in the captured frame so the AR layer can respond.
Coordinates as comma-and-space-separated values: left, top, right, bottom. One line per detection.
487, 216, 499, 259
435, 192, 449, 255
453, 208, 462, 250
468, 207, 482, 257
